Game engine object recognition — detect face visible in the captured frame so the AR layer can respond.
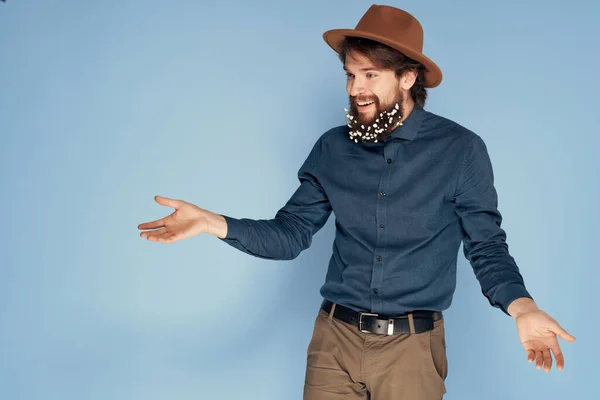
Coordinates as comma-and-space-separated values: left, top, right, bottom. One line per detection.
344, 51, 413, 142
345, 51, 402, 124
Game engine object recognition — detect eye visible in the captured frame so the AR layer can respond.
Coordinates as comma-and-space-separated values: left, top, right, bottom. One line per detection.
345, 72, 354, 78
367, 73, 377, 78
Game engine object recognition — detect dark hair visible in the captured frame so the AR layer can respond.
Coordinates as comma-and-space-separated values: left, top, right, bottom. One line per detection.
338, 37, 428, 108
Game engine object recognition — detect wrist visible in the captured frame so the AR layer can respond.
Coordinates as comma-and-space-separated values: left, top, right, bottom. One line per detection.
507, 297, 539, 319
206, 212, 228, 239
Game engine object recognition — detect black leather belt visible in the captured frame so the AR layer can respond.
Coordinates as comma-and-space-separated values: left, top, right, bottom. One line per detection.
321, 300, 442, 335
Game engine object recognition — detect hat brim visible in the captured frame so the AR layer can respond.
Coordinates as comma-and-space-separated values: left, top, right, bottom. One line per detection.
323, 29, 442, 88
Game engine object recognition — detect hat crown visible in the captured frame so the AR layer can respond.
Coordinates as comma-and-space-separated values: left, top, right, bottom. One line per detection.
355, 5, 424, 53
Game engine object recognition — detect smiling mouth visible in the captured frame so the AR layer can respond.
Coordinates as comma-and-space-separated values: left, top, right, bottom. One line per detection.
356, 100, 375, 111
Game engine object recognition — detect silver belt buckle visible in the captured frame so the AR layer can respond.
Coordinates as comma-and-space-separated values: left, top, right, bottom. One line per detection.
358, 312, 379, 333
387, 318, 394, 335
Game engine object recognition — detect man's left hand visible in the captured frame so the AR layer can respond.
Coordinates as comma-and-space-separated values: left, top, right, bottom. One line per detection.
515, 309, 576, 372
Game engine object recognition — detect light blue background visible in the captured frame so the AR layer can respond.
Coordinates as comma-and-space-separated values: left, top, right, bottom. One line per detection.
1, 0, 597, 399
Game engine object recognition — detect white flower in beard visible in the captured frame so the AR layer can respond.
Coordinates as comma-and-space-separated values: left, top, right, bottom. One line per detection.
346, 102, 403, 143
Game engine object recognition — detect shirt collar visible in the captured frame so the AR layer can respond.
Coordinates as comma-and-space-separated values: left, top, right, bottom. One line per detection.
389, 103, 425, 141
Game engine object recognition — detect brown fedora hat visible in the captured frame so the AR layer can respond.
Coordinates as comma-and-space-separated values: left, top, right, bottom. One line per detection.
323, 5, 442, 88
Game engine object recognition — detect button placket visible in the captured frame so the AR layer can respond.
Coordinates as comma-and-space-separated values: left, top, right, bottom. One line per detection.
371, 143, 394, 314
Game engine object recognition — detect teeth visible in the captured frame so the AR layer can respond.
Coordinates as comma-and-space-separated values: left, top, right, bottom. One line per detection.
358, 101, 374, 106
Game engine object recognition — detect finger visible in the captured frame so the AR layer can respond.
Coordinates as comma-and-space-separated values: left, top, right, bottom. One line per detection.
155, 231, 180, 244
549, 339, 565, 371
527, 349, 535, 363
138, 219, 166, 230
554, 323, 576, 342
535, 351, 543, 370
542, 349, 552, 372
155, 195, 185, 209
149, 230, 174, 243
145, 229, 171, 241
160, 233, 179, 244
140, 227, 167, 239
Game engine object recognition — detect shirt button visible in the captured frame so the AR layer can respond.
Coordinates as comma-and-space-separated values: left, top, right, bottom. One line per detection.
380, 191, 386, 196
376, 255, 382, 262
379, 224, 385, 229
387, 159, 392, 164
373, 288, 379, 294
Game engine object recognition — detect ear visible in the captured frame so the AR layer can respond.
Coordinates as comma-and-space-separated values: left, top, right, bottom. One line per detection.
398, 70, 417, 91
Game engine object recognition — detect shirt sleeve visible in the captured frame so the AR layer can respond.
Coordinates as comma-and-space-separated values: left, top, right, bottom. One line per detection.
453, 136, 533, 315
218, 137, 332, 260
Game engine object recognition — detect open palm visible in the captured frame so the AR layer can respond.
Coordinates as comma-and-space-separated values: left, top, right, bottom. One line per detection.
138, 196, 209, 243
516, 309, 575, 372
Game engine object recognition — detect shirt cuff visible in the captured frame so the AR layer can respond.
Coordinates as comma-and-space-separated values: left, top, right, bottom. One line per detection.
219, 214, 248, 242
492, 283, 534, 316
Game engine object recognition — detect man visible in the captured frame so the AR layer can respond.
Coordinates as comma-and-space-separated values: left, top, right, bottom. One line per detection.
138, 5, 575, 399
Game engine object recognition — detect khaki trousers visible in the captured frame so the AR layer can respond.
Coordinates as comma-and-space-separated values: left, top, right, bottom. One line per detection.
303, 306, 448, 400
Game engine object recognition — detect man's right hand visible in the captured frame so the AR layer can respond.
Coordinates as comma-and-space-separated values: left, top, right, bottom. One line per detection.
138, 195, 228, 243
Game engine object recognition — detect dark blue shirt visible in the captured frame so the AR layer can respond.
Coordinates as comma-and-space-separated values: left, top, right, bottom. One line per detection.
220, 105, 532, 316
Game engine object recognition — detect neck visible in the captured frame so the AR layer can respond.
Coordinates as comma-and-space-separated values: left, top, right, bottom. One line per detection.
400, 98, 416, 124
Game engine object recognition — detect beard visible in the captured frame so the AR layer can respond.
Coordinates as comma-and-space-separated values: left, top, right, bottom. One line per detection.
345, 89, 405, 143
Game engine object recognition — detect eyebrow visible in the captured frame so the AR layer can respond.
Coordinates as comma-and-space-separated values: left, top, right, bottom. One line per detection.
343, 66, 382, 72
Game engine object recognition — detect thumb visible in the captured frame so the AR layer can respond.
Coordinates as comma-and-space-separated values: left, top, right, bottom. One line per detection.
154, 195, 185, 209
552, 322, 576, 342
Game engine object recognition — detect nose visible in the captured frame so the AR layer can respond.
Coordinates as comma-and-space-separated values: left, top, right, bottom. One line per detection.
348, 78, 365, 97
